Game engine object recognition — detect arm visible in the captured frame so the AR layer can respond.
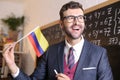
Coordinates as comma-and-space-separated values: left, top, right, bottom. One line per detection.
2, 43, 18, 75
2, 43, 70, 80
2, 43, 47, 80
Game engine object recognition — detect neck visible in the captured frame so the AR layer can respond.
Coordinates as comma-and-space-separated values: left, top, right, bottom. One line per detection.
66, 36, 82, 46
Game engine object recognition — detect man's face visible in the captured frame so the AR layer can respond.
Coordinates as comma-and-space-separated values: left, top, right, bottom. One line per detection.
61, 8, 85, 40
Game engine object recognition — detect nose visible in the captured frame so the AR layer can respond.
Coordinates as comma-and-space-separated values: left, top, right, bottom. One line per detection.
73, 18, 79, 25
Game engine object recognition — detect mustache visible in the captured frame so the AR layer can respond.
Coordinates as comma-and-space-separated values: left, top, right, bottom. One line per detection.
71, 24, 82, 28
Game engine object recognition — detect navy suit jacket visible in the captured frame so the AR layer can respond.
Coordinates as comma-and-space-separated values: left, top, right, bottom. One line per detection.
13, 40, 113, 80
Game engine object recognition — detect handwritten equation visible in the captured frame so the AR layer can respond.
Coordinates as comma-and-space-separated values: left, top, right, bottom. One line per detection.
84, 1, 120, 46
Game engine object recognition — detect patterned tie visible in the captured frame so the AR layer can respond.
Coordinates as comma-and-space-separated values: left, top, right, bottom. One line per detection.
68, 47, 75, 69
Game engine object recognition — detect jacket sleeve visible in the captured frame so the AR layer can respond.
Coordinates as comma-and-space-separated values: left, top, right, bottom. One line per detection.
13, 50, 48, 80
97, 49, 113, 80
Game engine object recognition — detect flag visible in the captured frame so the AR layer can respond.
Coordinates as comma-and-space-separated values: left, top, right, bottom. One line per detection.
28, 28, 49, 57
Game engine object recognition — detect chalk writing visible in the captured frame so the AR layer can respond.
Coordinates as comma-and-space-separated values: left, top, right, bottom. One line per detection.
41, 1, 120, 46
84, 1, 120, 46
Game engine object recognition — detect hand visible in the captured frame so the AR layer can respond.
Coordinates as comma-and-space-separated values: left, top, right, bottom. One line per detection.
2, 42, 18, 74
56, 73, 71, 80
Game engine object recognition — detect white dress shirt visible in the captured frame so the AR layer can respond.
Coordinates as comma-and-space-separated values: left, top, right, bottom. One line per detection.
64, 35, 84, 64
11, 67, 20, 78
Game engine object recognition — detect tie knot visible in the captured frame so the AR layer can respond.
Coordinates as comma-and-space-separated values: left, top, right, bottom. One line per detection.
69, 47, 74, 52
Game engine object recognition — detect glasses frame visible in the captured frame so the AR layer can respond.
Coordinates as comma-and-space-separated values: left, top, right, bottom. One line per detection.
63, 15, 85, 23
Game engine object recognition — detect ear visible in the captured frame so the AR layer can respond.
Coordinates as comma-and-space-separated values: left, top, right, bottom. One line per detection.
59, 20, 63, 29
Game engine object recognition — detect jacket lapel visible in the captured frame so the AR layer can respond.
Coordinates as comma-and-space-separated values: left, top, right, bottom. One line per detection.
73, 40, 91, 80
57, 41, 65, 73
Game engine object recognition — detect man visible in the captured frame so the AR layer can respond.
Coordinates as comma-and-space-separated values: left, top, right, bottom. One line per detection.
3, 1, 113, 80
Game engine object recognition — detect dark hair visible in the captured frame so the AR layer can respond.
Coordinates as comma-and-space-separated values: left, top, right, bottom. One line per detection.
59, 1, 84, 20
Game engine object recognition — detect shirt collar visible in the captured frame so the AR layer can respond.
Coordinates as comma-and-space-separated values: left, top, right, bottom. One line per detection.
65, 35, 84, 50
64, 35, 84, 63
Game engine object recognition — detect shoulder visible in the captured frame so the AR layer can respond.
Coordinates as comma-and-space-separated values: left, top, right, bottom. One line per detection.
83, 40, 108, 62
48, 41, 65, 49
44, 41, 65, 54
84, 39, 107, 52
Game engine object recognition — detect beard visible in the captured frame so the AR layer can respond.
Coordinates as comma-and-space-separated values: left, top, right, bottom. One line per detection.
62, 24, 84, 39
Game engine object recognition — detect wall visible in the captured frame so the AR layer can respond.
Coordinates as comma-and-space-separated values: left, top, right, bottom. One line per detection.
0, 0, 24, 36
0, 0, 108, 75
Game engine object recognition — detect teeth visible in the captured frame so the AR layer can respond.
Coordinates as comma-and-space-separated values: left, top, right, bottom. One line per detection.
73, 28, 79, 31
73, 27, 79, 30
73, 28, 78, 29
72, 26, 80, 30
76, 29, 79, 30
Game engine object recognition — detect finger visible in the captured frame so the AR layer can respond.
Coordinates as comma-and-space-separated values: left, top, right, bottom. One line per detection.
57, 73, 65, 77
3, 46, 11, 54
3, 44, 11, 51
56, 73, 65, 78
10, 42, 16, 51
57, 77, 64, 80
57, 73, 70, 80
3, 42, 16, 53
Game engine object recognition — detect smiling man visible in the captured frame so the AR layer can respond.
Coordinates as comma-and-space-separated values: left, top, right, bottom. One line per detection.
2, 1, 113, 80
60, 8, 85, 45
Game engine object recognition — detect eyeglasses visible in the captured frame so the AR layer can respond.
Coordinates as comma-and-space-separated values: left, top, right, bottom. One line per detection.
63, 15, 84, 23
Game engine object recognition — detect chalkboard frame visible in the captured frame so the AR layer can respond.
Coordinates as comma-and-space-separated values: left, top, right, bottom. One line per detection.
84, 0, 119, 14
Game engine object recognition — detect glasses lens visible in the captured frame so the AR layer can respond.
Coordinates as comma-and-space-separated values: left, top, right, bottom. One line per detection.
63, 15, 84, 23
67, 16, 74, 22
77, 15, 84, 22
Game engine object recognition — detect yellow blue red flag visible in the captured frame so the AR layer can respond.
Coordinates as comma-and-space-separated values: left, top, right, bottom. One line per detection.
28, 28, 49, 57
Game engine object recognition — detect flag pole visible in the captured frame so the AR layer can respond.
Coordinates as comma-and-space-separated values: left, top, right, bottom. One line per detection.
15, 26, 40, 44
